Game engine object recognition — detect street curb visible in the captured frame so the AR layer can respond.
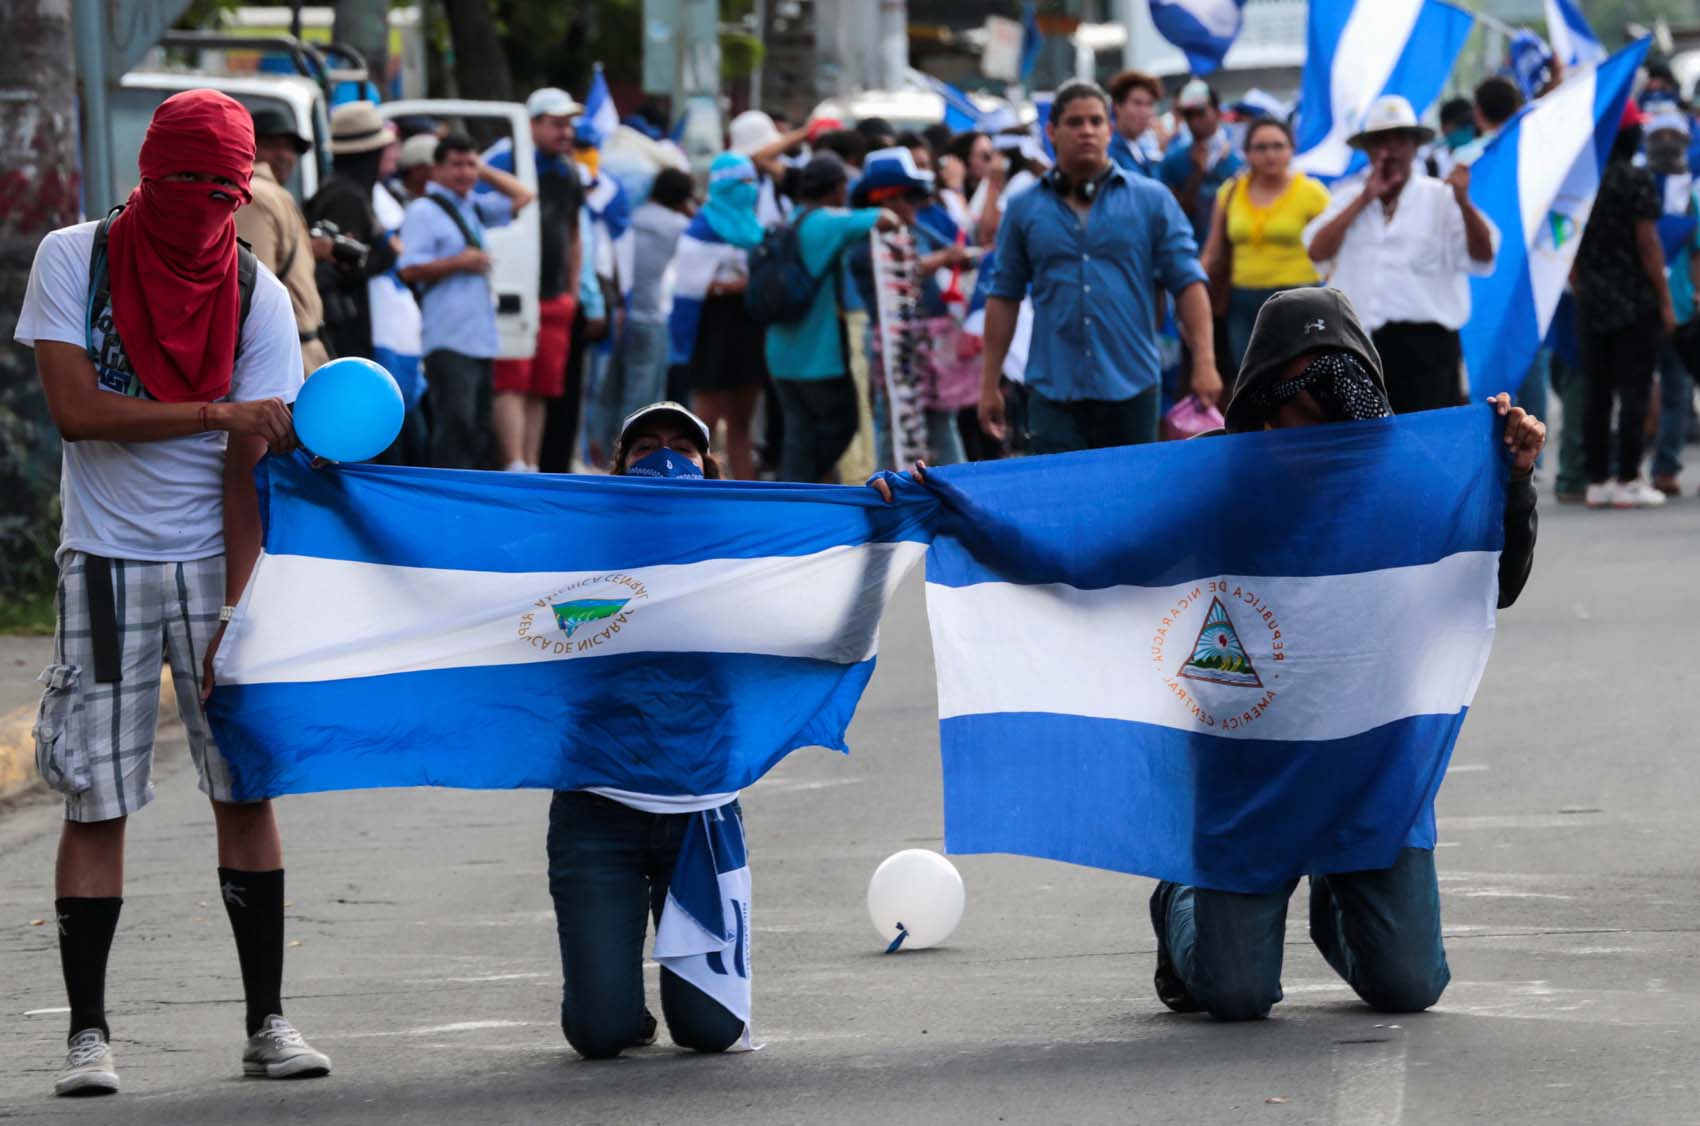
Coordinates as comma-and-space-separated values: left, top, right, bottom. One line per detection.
0, 667, 181, 805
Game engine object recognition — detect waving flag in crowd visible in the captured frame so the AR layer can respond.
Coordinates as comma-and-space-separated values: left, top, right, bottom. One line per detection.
1545, 0, 1606, 69
921, 408, 1506, 893
206, 455, 930, 800
1147, 0, 1247, 76
1507, 29, 1554, 100
923, 74, 990, 133
1019, 2, 1044, 82
1462, 40, 1648, 401
1293, 0, 1475, 181
579, 63, 620, 149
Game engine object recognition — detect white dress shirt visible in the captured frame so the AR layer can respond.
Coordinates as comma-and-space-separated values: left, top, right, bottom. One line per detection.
1303, 174, 1499, 333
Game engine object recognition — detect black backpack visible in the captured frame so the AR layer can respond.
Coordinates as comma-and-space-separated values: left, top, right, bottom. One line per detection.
744, 207, 827, 326
87, 205, 258, 364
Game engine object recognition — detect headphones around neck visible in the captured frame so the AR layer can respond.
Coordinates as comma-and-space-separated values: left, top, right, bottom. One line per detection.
1047, 164, 1113, 202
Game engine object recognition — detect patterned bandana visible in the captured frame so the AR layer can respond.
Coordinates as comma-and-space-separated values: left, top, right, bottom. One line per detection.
1259, 351, 1393, 423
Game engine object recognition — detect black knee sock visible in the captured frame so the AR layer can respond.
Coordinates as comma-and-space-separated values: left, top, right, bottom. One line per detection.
56, 897, 122, 1043
218, 868, 285, 1036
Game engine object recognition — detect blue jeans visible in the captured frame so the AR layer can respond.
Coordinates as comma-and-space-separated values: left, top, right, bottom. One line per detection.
1151, 847, 1449, 1021
1652, 342, 1692, 479
1227, 286, 1286, 378
1027, 387, 1160, 454
545, 791, 744, 1058
621, 316, 672, 426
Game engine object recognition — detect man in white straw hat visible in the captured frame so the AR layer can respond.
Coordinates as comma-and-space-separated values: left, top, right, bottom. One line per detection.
1304, 94, 1499, 415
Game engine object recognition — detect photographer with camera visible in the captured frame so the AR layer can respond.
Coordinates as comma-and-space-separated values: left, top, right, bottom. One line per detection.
305, 103, 398, 363
236, 109, 331, 373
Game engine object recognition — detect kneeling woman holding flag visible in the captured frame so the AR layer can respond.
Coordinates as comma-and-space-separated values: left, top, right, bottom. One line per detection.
545, 400, 751, 1058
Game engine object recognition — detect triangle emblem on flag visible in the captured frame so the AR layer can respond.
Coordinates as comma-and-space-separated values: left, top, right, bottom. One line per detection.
1177, 596, 1263, 688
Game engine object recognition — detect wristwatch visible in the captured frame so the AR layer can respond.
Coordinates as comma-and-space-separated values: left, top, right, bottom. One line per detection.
218, 605, 237, 623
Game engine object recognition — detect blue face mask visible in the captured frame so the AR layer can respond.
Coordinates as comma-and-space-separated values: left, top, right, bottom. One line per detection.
626, 447, 704, 479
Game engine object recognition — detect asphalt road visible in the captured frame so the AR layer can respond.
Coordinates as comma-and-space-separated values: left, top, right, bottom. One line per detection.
2, 485, 1698, 1125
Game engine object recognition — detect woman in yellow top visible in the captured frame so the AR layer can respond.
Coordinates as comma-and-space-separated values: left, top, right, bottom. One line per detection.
1203, 118, 1332, 374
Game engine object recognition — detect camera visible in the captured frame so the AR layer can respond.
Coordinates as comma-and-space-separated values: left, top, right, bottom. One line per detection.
309, 219, 371, 272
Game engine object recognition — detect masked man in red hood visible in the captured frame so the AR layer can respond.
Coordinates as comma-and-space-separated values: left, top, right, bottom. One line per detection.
15, 89, 330, 1096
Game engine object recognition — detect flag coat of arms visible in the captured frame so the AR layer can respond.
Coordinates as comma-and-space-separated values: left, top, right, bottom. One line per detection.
920, 407, 1507, 894
206, 456, 931, 801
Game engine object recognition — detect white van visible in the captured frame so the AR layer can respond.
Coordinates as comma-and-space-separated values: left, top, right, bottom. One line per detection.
379, 100, 542, 362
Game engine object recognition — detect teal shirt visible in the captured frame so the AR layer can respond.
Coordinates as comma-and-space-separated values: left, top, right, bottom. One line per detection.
765, 207, 882, 380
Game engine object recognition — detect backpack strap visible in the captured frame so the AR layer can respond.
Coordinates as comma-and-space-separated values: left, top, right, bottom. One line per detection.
85, 206, 124, 361
428, 191, 482, 250
234, 237, 258, 359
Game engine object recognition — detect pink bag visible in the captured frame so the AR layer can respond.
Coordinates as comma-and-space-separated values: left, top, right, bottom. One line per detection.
1161, 394, 1225, 442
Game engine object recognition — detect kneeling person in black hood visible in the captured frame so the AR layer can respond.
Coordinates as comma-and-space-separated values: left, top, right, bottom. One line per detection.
1148, 286, 1545, 1022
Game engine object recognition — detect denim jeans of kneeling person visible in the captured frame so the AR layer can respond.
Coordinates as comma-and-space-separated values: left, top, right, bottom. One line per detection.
1150, 847, 1449, 1021
545, 791, 745, 1059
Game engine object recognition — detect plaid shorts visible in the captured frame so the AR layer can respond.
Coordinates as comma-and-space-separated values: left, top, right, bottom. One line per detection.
32, 551, 242, 822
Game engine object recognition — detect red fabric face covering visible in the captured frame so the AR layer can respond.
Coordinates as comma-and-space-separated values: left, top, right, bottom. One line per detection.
104, 89, 256, 404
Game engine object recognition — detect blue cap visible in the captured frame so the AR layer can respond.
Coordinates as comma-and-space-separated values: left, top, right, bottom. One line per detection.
856, 146, 936, 195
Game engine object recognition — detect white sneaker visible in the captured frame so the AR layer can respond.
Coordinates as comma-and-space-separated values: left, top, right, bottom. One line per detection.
1584, 482, 1615, 508
502, 459, 529, 473
1611, 479, 1668, 509
242, 1015, 332, 1079
54, 1029, 118, 1097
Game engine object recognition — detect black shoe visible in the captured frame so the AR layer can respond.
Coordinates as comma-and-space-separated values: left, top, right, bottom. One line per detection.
1149, 882, 1202, 1013
631, 1010, 658, 1048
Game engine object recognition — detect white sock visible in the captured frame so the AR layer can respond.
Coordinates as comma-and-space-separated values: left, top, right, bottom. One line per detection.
503, 459, 528, 473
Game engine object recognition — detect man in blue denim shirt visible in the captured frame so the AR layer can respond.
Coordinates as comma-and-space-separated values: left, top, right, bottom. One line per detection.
980, 81, 1219, 453
398, 132, 534, 468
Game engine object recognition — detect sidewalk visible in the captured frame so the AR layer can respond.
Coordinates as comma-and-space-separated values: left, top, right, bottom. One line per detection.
0, 634, 179, 804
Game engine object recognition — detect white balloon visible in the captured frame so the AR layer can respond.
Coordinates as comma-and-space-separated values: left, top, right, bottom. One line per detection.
866, 849, 965, 951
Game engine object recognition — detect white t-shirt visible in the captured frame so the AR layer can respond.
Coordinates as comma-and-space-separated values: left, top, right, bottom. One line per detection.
14, 220, 304, 563
586, 787, 738, 815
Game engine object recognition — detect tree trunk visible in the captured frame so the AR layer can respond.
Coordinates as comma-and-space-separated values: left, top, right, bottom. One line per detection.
0, 0, 77, 597
333, 0, 390, 98
442, 0, 513, 103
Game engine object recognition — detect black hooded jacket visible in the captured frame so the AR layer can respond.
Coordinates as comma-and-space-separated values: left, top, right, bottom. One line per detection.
1223, 288, 1537, 610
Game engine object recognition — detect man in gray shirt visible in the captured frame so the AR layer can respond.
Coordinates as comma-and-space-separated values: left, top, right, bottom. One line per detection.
623, 169, 696, 413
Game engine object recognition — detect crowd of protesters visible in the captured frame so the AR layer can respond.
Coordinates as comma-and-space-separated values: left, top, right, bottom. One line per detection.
258, 62, 1685, 504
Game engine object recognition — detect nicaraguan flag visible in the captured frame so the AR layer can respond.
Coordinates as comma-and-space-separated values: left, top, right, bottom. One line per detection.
1020, 2, 1043, 82
923, 75, 987, 133
653, 805, 756, 1049
579, 64, 620, 149
1462, 40, 1648, 400
206, 456, 929, 800
668, 214, 742, 365
1148, 0, 1246, 76
1546, 0, 1606, 69
1507, 30, 1554, 101
922, 407, 1507, 893
1292, 0, 1475, 181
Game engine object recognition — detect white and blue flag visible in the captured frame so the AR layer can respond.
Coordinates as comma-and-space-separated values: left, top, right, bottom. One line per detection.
206, 456, 929, 799
667, 213, 740, 365
653, 805, 756, 1049
1293, 0, 1476, 181
1148, 0, 1245, 76
580, 64, 620, 148
923, 75, 987, 133
1462, 40, 1649, 401
1546, 0, 1606, 69
919, 408, 1507, 893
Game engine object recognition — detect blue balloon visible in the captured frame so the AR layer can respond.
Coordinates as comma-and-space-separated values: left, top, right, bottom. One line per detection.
294, 357, 405, 462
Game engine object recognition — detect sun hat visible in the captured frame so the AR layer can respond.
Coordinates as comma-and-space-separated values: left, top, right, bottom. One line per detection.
526, 87, 583, 119
329, 101, 392, 155
1346, 95, 1436, 148
619, 401, 712, 453
729, 110, 781, 156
